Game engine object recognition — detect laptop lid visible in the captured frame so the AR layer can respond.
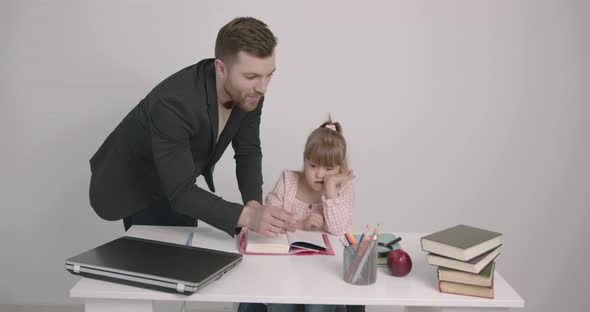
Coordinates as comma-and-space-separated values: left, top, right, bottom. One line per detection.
65, 236, 242, 294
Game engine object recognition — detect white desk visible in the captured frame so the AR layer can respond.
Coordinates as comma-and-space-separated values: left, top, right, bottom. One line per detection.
69, 226, 524, 312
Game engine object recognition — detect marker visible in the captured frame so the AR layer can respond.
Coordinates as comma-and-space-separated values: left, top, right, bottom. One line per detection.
347, 233, 358, 246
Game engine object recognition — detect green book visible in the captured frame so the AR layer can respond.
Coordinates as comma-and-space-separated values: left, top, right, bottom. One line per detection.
421, 225, 502, 261
438, 261, 495, 287
427, 245, 501, 274
438, 280, 494, 299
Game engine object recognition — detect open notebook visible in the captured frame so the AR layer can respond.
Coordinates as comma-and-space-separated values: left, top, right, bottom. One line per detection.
239, 230, 334, 255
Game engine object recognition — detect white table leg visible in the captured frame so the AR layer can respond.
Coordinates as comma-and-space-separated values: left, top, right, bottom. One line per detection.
85, 298, 153, 312
405, 307, 511, 312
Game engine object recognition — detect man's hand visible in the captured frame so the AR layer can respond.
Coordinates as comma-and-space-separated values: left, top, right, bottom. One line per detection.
301, 212, 325, 232
245, 200, 262, 209
238, 202, 296, 237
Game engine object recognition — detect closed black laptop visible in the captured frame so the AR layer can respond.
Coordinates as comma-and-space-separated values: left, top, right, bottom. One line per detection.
65, 236, 242, 294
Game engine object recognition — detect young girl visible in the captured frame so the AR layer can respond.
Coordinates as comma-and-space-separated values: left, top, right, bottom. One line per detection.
265, 118, 355, 312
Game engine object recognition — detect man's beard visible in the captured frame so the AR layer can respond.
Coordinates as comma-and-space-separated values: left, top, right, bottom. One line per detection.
221, 84, 236, 109
222, 82, 261, 112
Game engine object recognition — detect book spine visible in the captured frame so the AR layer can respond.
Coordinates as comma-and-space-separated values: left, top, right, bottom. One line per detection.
439, 288, 494, 299
438, 281, 494, 299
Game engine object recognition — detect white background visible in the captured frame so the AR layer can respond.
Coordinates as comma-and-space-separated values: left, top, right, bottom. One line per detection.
1, 1, 588, 311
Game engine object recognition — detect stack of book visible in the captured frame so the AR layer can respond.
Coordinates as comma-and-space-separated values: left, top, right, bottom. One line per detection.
420, 225, 502, 299
375, 233, 402, 266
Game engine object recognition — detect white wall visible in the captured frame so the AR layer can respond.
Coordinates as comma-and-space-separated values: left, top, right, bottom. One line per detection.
2, 0, 589, 311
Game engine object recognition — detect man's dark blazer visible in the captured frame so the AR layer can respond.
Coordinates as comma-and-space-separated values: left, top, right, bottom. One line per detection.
89, 59, 263, 236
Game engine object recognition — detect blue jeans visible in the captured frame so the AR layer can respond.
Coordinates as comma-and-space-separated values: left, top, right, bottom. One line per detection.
238, 303, 269, 312
238, 303, 365, 312
266, 304, 337, 312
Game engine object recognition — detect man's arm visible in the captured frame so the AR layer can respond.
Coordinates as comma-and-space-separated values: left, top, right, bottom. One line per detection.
231, 100, 263, 204
150, 96, 243, 236
231, 101, 297, 237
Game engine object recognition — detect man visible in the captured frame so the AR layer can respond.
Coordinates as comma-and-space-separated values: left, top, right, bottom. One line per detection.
89, 17, 295, 239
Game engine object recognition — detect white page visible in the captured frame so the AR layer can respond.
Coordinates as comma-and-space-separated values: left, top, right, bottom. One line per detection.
245, 230, 290, 253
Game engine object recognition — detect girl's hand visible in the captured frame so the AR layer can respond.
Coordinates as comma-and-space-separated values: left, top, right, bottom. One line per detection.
324, 169, 355, 189
302, 212, 325, 232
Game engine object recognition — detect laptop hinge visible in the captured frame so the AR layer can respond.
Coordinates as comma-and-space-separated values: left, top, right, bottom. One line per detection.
73, 264, 81, 274
176, 283, 185, 293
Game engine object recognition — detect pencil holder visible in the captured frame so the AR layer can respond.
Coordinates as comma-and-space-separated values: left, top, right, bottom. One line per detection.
342, 242, 377, 285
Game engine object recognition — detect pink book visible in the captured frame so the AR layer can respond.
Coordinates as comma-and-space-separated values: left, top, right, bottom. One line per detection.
238, 230, 335, 256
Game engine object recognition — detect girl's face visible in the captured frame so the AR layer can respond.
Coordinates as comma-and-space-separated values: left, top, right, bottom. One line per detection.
303, 159, 341, 192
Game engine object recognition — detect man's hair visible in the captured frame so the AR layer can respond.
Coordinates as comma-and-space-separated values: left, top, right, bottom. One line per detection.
215, 17, 278, 63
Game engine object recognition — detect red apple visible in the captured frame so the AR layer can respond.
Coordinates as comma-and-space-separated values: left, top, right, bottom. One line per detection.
387, 249, 412, 277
